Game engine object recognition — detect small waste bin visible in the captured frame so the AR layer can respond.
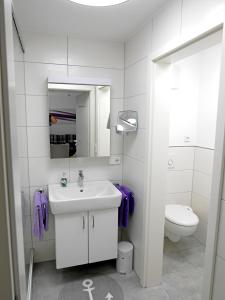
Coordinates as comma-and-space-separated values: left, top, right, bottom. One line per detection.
116, 241, 133, 274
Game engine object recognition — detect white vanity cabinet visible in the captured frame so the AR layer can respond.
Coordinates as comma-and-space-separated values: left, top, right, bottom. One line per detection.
89, 208, 118, 263
55, 212, 89, 269
55, 208, 118, 269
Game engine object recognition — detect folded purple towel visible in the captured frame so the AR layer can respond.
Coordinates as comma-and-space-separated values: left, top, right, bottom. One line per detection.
41, 192, 49, 231
33, 191, 49, 240
115, 184, 135, 228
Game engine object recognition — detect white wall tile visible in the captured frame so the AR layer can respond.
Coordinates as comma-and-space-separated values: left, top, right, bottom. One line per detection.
15, 62, 25, 94
167, 170, 193, 194
123, 155, 145, 278
68, 37, 124, 69
13, 27, 24, 62
17, 127, 28, 158
24, 32, 67, 64
194, 148, 214, 176
213, 256, 225, 300
125, 22, 152, 67
19, 158, 29, 188
217, 200, 225, 260
182, 0, 225, 37
33, 240, 55, 263
26, 95, 49, 127
124, 94, 148, 129
111, 128, 123, 155
27, 127, 50, 157
23, 215, 32, 244
152, 0, 182, 53
68, 65, 124, 99
110, 98, 124, 127
69, 157, 122, 183
192, 171, 212, 199
168, 147, 194, 170
125, 58, 148, 97
191, 192, 209, 223
194, 218, 208, 245
21, 188, 31, 216
15, 95, 26, 127
196, 44, 221, 149
124, 129, 146, 162
25, 63, 67, 96
28, 157, 69, 186
166, 192, 192, 206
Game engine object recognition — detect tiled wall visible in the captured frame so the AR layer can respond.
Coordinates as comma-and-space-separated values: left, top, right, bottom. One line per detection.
123, 22, 152, 279
13, 27, 31, 268
124, 0, 225, 283
167, 147, 194, 207
14, 32, 124, 262
192, 147, 214, 244
167, 43, 221, 245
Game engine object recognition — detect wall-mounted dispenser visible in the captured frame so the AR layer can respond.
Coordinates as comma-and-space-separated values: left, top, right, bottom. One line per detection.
116, 110, 138, 133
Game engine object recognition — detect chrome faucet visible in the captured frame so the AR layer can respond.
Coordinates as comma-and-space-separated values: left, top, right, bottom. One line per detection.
78, 170, 84, 187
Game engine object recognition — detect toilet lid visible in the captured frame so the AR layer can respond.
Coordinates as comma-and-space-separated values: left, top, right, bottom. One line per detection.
165, 205, 199, 227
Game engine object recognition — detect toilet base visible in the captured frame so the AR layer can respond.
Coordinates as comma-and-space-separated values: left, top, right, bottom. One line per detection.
165, 220, 198, 243
165, 228, 181, 242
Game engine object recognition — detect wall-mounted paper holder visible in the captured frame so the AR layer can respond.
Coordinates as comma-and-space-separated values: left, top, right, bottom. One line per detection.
116, 110, 138, 133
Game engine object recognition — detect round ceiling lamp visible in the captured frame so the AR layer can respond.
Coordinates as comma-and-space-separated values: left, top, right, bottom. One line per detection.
69, 0, 129, 7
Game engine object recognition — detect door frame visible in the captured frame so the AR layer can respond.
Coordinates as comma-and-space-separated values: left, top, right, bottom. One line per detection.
0, 0, 27, 299
142, 15, 225, 300
0, 37, 15, 300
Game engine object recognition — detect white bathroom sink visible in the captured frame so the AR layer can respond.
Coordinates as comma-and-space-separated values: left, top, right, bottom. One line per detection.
48, 181, 122, 214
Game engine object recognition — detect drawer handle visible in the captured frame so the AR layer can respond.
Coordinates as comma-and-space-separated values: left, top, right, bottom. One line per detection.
92, 216, 95, 228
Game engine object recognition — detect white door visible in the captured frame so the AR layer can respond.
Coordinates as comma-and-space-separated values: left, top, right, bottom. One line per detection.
89, 208, 118, 263
55, 212, 88, 269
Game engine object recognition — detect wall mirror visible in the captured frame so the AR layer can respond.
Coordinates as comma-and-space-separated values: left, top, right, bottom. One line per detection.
48, 82, 111, 159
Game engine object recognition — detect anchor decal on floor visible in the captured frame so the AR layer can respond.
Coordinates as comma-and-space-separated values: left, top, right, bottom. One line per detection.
82, 279, 114, 300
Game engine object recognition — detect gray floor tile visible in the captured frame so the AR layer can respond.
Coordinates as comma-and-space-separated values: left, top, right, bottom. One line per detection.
162, 267, 203, 300
164, 238, 178, 254
32, 237, 205, 300
128, 286, 170, 300
174, 236, 202, 251
179, 246, 205, 268
163, 250, 193, 275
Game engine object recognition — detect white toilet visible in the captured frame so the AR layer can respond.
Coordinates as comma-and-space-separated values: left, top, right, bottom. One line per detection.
165, 204, 199, 242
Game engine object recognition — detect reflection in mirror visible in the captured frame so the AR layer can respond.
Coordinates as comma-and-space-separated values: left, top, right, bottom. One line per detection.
48, 84, 111, 159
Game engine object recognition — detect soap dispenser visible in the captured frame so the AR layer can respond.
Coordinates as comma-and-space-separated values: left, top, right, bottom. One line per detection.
60, 172, 68, 187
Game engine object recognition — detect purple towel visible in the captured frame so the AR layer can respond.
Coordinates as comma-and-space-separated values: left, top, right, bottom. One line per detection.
41, 192, 49, 231
33, 192, 44, 240
33, 191, 49, 240
115, 184, 135, 228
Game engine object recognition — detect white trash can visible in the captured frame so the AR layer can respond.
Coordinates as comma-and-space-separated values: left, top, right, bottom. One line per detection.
116, 241, 133, 274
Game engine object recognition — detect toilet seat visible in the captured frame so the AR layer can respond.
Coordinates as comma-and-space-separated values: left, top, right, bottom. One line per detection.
165, 204, 199, 227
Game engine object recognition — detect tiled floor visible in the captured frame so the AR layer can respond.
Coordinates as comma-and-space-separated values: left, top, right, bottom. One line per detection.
32, 237, 205, 300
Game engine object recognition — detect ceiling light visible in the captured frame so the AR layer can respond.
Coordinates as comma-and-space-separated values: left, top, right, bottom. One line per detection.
69, 0, 129, 7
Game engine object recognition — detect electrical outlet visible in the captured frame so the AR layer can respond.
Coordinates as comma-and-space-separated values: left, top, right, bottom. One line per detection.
109, 156, 121, 165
